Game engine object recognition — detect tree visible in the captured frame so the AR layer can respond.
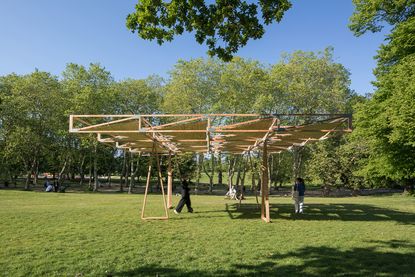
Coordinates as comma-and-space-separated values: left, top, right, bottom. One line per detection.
62, 63, 115, 191
352, 54, 415, 192
349, 0, 415, 36
126, 0, 292, 61
217, 57, 271, 114
349, 0, 415, 193
162, 58, 223, 114
270, 48, 352, 115
0, 71, 62, 189
114, 77, 163, 115
375, 16, 415, 75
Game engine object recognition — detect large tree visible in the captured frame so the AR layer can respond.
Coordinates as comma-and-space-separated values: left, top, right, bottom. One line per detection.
126, 0, 292, 61
349, 0, 415, 192
0, 71, 62, 189
270, 48, 352, 115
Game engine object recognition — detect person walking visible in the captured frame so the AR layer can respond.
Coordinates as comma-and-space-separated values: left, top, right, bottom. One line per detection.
174, 178, 193, 214
292, 177, 306, 213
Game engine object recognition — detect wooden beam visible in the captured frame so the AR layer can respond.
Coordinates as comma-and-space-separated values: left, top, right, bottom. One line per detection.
141, 144, 154, 220
261, 140, 270, 223
77, 116, 138, 131
167, 151, 173, 209
154, 144, 169, 219
207, 116, 211, 153
69, 115, 74, 132
141, 142, 169, 220
149, 116, 203, 130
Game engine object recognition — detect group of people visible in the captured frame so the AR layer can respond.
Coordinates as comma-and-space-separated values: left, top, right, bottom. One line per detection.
44, 178, 64, 192
172, 177, 306, 215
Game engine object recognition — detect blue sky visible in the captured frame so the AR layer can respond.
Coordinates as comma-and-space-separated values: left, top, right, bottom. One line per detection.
0, 0, 389, 94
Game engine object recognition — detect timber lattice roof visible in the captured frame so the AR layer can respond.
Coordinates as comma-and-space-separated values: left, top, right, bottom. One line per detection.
69, 114, 352, 154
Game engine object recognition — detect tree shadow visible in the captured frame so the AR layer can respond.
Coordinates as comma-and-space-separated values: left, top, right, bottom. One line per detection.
224, 203, 415, 224
113, 240, 415, 276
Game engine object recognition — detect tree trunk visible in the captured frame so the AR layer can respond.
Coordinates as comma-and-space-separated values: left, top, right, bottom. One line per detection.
128, 152, 134, 194
293, 146, 304, 179
33, 161, 39, 186
120, 151, 126, 192
209, 154, 215, 193
218, 153, 223, 185
202, 154, 215, 193
25, 170, 32, 190
57, 159, 68, 193
268, 154, 273, 189
88, 152, 92, 190
195, 154, 201, 194
227, 156, 237, 193
93, 143, 98, 192
274, 153, 281, 190
240, 158, 247, 200
107, 173, 112, 188
25, 159, 36, 190
79, 155, 85, 186
404, 178, 414, 194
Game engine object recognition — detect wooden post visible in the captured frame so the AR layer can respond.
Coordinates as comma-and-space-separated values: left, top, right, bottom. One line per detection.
141, 149, 153, 220
155, 148, 169, 219
261, 140, 270, 223
141, 142, 169, 220
167, 151, 173, 209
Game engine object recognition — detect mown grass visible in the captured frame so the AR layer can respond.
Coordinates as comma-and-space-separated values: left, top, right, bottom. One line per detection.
0, 190, 414, 276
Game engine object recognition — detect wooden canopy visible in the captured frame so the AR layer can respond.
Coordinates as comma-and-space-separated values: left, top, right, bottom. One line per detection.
69, 113, 351, 223
69, 114, 352, 154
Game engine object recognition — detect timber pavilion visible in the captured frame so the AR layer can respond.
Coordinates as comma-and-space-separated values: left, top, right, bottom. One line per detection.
69, 114, 352, 223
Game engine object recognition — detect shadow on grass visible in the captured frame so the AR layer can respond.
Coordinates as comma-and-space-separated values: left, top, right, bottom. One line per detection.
224, 203, 415, 224
114, 240, 415, 276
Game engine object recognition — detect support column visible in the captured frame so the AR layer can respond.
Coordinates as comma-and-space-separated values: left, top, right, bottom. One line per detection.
167, 151, 173, 209
141, 141, 169, 220
261, 140, 270, 223
155, 150, 169, 219
141, 150, 153, 220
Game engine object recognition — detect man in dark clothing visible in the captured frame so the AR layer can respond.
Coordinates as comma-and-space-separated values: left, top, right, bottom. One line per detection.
292, 177, 306, 213
174, 179, 193, 214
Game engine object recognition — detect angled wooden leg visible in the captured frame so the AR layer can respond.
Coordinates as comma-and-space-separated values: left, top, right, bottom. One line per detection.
261, 140, 270, 223
141, 150, 153, 220
167, 151, 173, 209
141, 141, 168, 220
155, 149, 169, 219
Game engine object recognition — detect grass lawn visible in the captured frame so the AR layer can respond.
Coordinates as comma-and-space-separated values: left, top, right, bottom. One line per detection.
0, 190, 414, 276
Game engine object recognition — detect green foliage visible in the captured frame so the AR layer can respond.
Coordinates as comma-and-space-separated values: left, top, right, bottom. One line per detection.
353, 54, 415, 181
126, 0, 292, 61
0, 49, 367, 190
349, 0, 415, 36
114, 78, 163, 114
376, 16, 415, 74
173, 153, 197, 179
270, 48, 352, 115
349, 0, 415, 190
306, 137, 342, 189
162, 58, 223, 114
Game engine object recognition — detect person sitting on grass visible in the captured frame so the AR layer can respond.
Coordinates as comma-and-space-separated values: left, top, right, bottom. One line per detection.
292, 177, 306, 214
174, 178, 193, 214
45, 182, 54, 192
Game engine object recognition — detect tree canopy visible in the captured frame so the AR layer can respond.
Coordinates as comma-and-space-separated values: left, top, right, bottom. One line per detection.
0, 50, 363, 192
349, 0, 415, 192
126, 0, 292, 61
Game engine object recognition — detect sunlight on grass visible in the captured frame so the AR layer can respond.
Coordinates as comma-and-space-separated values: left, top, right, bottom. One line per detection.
0, 191, 414, 276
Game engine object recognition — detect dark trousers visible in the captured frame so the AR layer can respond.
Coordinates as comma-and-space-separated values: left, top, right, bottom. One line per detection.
176, 194, 192, 212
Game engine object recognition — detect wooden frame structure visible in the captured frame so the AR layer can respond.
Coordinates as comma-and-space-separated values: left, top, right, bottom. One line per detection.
69, 113, 352, 223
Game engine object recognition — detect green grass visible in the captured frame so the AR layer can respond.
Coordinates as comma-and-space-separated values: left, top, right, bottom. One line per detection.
0, 190, 414, 276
